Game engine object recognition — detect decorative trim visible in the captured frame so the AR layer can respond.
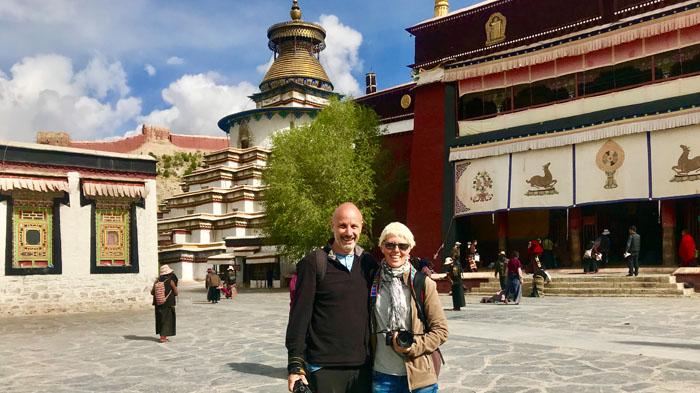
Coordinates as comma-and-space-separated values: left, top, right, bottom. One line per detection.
450, 102, 700, 161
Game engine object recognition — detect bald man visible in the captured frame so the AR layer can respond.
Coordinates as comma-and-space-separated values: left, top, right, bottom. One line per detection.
286, 202, 377, 393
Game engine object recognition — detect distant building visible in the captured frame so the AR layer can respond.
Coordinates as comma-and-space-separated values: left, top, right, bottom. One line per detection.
0, 140, 158, 316
158, 0, 341, 285
37, 124, 229, 155
398, 0, 700, 269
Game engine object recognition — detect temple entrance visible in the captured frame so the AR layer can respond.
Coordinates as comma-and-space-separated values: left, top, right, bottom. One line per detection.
581, 201, 663, 266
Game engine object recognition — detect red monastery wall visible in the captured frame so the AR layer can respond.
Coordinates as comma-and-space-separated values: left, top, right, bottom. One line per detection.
36, 125, 229, 154
406, 84, 445, 267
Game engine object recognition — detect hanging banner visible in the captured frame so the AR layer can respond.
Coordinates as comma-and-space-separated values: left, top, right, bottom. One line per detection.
510, 145, 574, 209
454, 155, 509, 216
650, 124, 700, 199
574, 133, 649, 205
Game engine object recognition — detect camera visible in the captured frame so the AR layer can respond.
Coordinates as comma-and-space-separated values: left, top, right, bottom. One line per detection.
385, 329, 414, 349
293, 380, 313, 393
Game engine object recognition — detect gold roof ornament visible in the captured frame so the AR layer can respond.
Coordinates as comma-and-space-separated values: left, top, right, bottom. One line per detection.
290, 0, 301, 21
485, 12, 507, 46
260, 0, 333, 92
435, 0, 449, 17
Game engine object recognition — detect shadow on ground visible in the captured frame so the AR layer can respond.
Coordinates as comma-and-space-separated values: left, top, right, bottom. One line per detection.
123, 335, 161, 342
615, 341, 700, 350
227, 362, 287, 379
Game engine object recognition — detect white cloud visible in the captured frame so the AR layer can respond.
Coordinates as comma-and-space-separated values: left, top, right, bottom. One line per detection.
145, 64, 156, 76
74, 55, 129, 99
138, 72, 256, 136
318, 14, 363, 97
0, 54, 141, 142
166, 56, 184, 65
256, 55, 274, 75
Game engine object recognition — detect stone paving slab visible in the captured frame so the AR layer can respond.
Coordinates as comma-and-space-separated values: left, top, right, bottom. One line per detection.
1, 284, 699, 392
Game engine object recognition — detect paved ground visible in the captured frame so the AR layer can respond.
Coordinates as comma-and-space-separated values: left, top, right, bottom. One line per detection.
1, 283, 699, 393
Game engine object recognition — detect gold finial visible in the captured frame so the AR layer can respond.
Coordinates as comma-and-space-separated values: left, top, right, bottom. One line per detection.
290, 0, 302, 21
434, 0, 449, 17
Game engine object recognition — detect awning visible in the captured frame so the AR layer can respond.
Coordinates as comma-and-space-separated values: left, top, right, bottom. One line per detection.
83, 180, 147, 199
246, 252, 279, 265
0, 176, 69, 193
208, 253, 236, 265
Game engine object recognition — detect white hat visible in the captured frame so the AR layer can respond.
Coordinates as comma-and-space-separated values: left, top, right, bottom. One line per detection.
227, 266, 234, 271
444, 257, 454, 265
602, 229, 610, 235
499, 251, 506, 255
160, 264, 173, 275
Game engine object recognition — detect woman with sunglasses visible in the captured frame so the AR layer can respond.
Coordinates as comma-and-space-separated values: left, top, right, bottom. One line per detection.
370, 222, 449, 393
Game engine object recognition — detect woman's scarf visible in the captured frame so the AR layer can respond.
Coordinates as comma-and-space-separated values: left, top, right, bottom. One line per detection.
380, 259, 411, 330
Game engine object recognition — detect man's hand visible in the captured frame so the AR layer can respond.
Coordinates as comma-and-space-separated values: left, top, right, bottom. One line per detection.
288, 373, 308, 392
392, 332, 411, 354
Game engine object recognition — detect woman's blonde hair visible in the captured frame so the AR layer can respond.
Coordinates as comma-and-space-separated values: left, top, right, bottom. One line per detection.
378, 222, 416, 250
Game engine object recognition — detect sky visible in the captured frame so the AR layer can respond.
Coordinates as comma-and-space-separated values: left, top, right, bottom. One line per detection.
0, 0, 480, 142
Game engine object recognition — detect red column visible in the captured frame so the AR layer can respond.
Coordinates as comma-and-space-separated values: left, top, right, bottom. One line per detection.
569, 207, 582, 267
498, 212, 509, 253
661, 200, 676, 266
406, 84, 446, 269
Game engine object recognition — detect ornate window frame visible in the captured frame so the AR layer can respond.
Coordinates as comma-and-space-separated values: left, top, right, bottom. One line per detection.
81, 183, 143, 275
2, 192, 67, 276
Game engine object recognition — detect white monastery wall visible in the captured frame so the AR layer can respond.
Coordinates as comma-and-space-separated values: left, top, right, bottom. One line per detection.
0, 176, 158, 317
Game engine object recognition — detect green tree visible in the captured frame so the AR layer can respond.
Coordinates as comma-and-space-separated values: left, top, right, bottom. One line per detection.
262, 99, 383, 262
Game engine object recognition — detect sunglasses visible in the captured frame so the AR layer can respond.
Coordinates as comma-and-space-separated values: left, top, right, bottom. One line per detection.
383, 242, 410, 251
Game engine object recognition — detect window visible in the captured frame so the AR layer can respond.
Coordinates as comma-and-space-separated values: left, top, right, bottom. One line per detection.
13, 205, 52, 268
614, 57, 652, 88
96, 208, 130, 266
4, 193, 64, 276
456, 43, 700, 121
89, 197, 140, 274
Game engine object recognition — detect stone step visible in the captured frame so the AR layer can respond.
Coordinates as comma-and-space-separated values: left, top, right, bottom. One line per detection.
476, 282, 682, 289
486, 276, 675, 283
469, 287, 693, 297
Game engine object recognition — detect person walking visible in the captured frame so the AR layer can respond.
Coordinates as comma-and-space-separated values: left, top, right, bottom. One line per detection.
151, 265, 178, 343
266, 269, 274, 289
450, 242, 462, 270
541, 236, 555, 269
445, 257, 465, 311
205, 268, 222, 303
504, 251, 523, 304
285, 202, 377, 393
467, 240, 479, 272
527, 238, 543, 274
495, 251, 508, 290
595, 229, 611, 267
625, 226, 641, 276
679, 229, 698, 267
370, 222, 449, 393
223, 266, 236, 299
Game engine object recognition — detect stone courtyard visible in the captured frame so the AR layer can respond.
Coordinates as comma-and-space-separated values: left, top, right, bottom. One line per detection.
1, 282, 699, 393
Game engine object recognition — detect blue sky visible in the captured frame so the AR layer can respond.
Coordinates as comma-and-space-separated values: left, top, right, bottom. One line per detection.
0, 0, 480, 141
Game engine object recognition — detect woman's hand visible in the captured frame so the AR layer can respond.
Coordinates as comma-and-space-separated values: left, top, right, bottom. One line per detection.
392, 332, 411, 354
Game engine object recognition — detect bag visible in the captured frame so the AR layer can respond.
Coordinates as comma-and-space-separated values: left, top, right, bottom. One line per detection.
584, 249, 592, 259
411, 272, 445, 378
154, 279, 171, 305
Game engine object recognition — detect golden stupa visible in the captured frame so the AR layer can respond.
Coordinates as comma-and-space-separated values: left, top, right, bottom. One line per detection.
259, 0, 333, 93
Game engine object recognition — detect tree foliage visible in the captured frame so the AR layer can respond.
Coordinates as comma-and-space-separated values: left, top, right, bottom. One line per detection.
262, 98, 382, 262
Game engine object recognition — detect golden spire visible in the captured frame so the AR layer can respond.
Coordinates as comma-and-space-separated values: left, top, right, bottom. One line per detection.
434, 0, 449, 17
290, 0, 302, 21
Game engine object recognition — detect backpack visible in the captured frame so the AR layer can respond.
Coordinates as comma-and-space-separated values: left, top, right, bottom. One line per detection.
154, 279, 171, 305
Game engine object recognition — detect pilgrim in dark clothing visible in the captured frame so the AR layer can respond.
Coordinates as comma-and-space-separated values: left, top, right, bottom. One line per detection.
152, 265, 178, 342
495, 251, 508, 290
446, 257, 465, 311
504, 252, 523, 304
